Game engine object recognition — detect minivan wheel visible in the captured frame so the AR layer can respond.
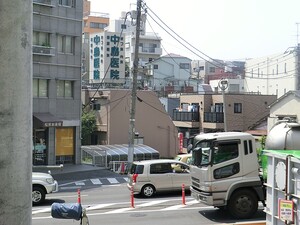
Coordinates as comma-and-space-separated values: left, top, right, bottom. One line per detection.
141, 184, 155, 197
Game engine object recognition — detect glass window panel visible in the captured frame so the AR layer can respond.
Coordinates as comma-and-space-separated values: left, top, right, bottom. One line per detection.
65, 36, 72, 53
39, 79, 48, 97
57, 35, 63, 52
33, 79, 38, 97
64, 81, 72, 97
57, 80, 64, 97
39, 33, 47, 46
33, 32, 39, 45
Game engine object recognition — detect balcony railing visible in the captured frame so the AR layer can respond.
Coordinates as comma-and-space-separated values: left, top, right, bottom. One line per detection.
33, 0, 55, 7
32, 45, 55, 56
204, 112, 224, 123
173, 110, 199, 122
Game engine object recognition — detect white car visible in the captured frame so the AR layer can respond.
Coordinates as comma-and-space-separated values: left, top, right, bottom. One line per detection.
32, 172, 58, 205
127, 159, 190, 197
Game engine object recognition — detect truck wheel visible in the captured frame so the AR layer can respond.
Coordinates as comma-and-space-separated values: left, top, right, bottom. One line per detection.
32, 186, 46, 205
228, 189, 258, 219
141, 184, 155, 197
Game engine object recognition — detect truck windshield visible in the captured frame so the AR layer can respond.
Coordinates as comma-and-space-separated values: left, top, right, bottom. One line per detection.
191, 140, 212, 167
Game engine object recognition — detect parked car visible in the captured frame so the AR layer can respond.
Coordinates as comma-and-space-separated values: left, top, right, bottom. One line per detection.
173, 153, 192, 170
127, 159, 190, 197
32, 172, 58, 205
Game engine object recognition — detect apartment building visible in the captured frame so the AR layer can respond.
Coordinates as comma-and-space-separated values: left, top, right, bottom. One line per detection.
146, 54, 192, 96
172, 93, 277, 147
245, 45, 300, 98
32, 0, 82, 165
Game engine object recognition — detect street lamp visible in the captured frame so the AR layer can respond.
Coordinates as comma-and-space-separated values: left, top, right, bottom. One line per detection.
218, 78, 228, 132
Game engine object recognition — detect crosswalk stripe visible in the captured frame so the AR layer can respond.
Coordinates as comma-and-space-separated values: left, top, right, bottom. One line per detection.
136, 200, 169, 207
90, 179, 102, 185
123, 177, 129, 182
103, 207, 133, 214
75, 181, 85, 185
107, 178, 118, 184
32, 208, 51, 215
86, 203, 116, 211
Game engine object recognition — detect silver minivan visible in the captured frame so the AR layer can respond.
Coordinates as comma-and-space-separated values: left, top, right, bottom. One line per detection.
127, 159, 190, 197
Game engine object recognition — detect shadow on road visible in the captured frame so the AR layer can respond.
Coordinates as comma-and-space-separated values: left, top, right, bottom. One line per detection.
198, 208, 266, 224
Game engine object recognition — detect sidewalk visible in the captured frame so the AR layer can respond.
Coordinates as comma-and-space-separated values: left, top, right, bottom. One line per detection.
32, 163, 121, 181
33, 163, 105, 175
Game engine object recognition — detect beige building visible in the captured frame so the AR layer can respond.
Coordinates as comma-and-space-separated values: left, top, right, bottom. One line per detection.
267, 90, 300, 131
173, 93, 277, 145
82, 89, 180, 158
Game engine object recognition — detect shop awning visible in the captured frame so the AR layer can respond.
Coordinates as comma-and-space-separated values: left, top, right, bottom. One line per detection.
33, 113, 63, 127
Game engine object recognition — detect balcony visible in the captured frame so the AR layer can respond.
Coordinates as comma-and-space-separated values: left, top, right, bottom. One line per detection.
172, 110, 200, 128
32, 45, 55, 56
173, 110, 199, 122
203, 112, 224, 123
33, 0, 55, 7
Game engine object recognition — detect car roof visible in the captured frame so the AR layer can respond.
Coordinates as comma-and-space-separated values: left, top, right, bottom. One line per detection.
133, 159, 189, 166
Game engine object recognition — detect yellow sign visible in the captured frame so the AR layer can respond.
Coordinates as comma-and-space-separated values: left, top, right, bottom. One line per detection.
278, 199, 294, 222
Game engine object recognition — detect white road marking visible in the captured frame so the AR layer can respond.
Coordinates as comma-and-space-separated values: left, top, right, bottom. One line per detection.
86, 203, 117, 211
90, 178, 102, 185
136, 200, 169, 207
107, 178, 118, 184
75, 181, 85, 185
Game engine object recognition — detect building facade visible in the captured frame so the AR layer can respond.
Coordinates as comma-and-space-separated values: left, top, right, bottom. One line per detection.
81, 89, 180, 158
245, 45, 300, 98
147, 54, 192, 96
33, 0, 82, 165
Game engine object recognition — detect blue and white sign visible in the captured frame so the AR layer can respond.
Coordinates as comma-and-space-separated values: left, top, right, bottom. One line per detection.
89, 31, 125, 83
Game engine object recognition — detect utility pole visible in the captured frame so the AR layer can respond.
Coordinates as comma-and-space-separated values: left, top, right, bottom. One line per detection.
128, 0, 142, 164
219, 79, 228, 132
0, 0, 32, 224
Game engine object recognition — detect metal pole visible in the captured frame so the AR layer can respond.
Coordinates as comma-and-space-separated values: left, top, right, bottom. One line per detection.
219, 79, 228, 132
128, 0, 142, 164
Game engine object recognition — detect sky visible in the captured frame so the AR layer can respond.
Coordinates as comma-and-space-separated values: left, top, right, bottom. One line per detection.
89, 0, 300, 61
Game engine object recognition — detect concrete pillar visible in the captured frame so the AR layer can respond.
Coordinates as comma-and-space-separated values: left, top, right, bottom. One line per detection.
0, 1, 32, 224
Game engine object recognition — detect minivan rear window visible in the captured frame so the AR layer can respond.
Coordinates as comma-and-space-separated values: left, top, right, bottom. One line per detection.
129, 164, 144, 174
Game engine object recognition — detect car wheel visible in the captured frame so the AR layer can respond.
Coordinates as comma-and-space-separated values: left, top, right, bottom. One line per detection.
141, 184, 155, 197
228, 189, 258, 219
32, 186, 46, 205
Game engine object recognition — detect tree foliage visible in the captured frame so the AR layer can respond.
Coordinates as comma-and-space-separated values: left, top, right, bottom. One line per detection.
81, 111, 96, 145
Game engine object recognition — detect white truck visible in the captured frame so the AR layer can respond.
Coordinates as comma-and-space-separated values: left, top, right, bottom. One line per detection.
32, 172, 58, 205
189, 119, 300, 219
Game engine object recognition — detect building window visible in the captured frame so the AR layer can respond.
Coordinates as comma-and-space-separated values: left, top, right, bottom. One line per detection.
179, 63, 190, 69
33, 79, 48, 97
56, 80, 73, 98
90, 22, 108, 29
234, 103, 242, 113
59, 0, 75, 7
93, 103, 101, 110
33, 32, 50, 46
57, 35, 74, 54
209, 67, 215, 73
153, 64, 158, 69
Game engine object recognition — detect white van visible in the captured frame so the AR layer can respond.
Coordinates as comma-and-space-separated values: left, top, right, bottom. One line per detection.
127, 159, 190, 197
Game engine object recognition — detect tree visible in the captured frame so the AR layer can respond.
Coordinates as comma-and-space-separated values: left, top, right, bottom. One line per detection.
81, 111, 96, 145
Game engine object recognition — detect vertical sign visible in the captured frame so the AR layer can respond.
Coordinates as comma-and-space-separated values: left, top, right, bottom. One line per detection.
178, 132, 183, 153
89, 31, 125, 83
278, 199, 294, 222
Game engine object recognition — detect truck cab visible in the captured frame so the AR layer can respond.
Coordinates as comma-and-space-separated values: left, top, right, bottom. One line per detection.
190, 132, 265, 219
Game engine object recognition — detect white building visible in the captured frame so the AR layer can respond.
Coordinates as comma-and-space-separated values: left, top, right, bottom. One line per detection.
146, 54, 192, 94
245, 45, 300, 98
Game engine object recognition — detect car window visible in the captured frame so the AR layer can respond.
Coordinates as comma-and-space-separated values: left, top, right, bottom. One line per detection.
171, 163, 190, 173
150, 163, 172, 174
129, 164, 144, 174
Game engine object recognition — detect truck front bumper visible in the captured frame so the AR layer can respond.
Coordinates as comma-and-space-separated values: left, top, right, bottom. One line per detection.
191, 186, 224, 206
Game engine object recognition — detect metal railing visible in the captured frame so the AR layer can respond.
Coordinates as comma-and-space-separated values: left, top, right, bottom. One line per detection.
204, 112, 224, 123
172, 110, 199, 122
